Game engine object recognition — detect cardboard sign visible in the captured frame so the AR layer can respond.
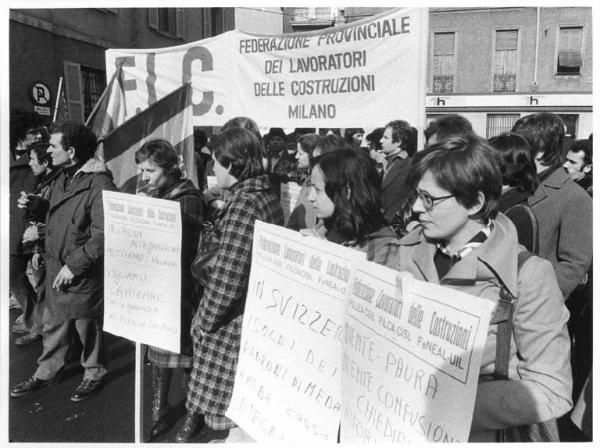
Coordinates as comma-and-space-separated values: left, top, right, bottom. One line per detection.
103, 191, 182, 353
228, 222, 494, 442
341, 260, 494, 443
226, 221, 366, 443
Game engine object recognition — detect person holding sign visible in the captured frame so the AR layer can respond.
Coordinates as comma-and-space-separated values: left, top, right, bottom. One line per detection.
381, 136, 572, 441
305, 148, 396, 256
133, 139, 206, 441
178, 128, 284, 443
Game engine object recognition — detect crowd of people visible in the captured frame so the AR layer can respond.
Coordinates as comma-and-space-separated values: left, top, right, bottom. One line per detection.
8, 109, 593, 442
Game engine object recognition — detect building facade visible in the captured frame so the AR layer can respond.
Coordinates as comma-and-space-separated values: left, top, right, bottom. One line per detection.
10, 8, 283, 124
426, 7, 592, 146
290, 7, 593, 144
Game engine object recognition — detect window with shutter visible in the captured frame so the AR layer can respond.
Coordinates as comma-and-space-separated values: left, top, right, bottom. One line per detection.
63, 61, 84, 123
148, 8, 158, 30
81, 66, 106, 120
149, 8, 181, 38
176, 8, 185, 38
432, 32, 455, 93
493, 30, 518, 92
557, 26, 583, 75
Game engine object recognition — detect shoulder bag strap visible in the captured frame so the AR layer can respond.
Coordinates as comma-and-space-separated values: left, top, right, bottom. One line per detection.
493, 251, 534, 380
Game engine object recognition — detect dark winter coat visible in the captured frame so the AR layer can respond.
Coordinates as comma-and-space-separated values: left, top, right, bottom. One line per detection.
187, 174, 284, 416
528, 168, 593, 298
10, 154, 37, 255
380, 154, 412, 223
160, 178, 206, 356
44, 159, 117, 320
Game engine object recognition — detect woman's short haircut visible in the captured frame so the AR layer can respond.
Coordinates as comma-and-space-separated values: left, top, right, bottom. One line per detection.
511, 112, 565, 169
220, 116, 265, 157
488, 132, 539, 194
135, 139, 182, 179
29, 140, 53, 168
385, 120, 416, 156
311, 134, 347, 163
297, 133, 321, 158
411, 135, 502, 221
314, 149, 385, 244
212, 127, 264, 181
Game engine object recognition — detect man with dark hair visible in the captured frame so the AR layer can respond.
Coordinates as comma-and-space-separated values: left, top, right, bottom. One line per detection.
264, 127, 297, 198
379, 119, 415, 223
564, 139, 592, 195
10, 112, 46, 332
424, 114, 474, 147
13, 141, 61, 346
512, 113, 592, 299
11, 122, 117, 402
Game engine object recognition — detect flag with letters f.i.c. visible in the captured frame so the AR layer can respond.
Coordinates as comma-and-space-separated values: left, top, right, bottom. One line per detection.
101, 83, 197, 190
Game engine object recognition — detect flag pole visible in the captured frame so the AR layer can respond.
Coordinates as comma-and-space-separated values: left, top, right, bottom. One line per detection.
52, 77, 63, 123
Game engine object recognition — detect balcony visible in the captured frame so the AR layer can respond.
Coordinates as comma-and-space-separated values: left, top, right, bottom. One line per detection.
290, 7, 333, 28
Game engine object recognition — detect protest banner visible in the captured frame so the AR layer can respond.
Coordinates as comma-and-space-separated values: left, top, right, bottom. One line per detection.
103, 191, 182, 353
279, 181, 303, 225
226, 221, 366, 443
341, 260, 494, 443
104, 7, 428, 129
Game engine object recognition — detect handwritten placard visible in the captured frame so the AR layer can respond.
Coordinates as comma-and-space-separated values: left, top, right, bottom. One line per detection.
341, 260, 494, 442
102, 191, 182, 353
227, 221, 365, 443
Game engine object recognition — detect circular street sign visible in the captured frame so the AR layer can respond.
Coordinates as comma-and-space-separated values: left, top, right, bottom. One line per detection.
30, 81, 52, 106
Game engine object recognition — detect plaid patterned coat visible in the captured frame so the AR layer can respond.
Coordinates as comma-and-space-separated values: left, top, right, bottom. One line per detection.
187, 174, 283, 416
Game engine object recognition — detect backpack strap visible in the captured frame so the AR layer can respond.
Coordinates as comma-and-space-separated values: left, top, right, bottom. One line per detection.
493, 250, 534, 380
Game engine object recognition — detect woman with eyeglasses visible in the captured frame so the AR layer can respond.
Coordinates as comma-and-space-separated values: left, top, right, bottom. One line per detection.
380, 136, 572, 441
305, 148, 396, 256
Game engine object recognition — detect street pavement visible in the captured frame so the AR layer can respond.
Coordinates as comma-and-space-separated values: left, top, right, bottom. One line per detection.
9, 308, 135, 443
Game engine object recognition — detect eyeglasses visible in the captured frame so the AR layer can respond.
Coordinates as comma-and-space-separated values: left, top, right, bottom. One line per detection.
415, 189, 454, 211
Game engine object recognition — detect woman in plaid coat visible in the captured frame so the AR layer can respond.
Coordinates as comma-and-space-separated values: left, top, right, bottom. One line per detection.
177, 127, 283, 442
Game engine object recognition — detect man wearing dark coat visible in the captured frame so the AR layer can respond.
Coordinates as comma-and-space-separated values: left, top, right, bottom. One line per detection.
11, 122, 117, 402
379, 120, 415, 224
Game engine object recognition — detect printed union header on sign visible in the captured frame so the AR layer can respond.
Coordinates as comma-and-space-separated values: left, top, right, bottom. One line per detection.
105, 7, 428, 128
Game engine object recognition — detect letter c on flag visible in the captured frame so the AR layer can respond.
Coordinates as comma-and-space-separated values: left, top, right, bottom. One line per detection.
182, 46, 214, 117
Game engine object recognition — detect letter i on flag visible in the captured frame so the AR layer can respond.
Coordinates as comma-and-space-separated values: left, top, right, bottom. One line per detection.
100, 83, 197, 191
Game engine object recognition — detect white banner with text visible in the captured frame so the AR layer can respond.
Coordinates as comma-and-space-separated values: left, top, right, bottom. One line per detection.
105, 8, 428, 129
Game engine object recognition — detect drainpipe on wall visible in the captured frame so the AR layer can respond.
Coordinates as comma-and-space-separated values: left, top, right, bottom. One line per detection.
532, 7, 540, 91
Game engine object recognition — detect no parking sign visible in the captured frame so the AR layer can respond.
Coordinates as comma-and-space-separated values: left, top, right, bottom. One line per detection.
29, 81, 51, 116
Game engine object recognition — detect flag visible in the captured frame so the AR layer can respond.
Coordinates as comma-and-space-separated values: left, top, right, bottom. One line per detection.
85, 62, 127, 138
102, 83, 196, 190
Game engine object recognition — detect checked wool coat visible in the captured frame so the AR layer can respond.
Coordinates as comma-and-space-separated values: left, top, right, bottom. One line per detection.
187, 174, 283, 416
